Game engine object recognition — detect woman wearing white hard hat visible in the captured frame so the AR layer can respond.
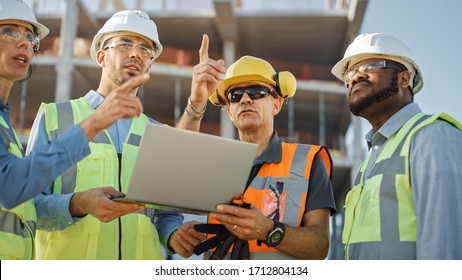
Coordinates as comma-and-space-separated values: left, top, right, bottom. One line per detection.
0, 0, 51, 260
0, 1, 147, 259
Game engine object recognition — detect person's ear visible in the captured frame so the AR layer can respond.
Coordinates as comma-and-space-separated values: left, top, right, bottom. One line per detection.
399, 71, 411, 88
227, 106, 233, 119
96, 49, 106, 67
272, 98, 283, 116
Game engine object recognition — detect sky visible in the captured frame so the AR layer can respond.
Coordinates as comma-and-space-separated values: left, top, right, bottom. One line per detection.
359, 0, 462, 123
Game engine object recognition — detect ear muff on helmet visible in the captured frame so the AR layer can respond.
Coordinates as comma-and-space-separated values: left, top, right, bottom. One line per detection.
274, 71, 297, 99
209, 89, 229, 107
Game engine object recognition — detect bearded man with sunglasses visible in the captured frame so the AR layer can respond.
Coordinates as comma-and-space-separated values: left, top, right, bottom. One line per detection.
25, 11, 218, 260
332, 33, 462, 260
187, 56, 336, 260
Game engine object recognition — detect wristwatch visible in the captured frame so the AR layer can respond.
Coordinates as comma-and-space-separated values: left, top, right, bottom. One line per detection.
264, 221, 285, 247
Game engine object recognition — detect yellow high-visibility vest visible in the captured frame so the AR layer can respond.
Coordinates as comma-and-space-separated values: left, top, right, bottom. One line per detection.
343, 112, 462, 259
36, 98, 164, 260
0, 116, 36, 260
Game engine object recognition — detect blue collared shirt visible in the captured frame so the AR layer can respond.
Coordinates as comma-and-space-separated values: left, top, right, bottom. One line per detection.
362, 102, 462, 259
0, 99, 90, 209
26, 90, 182, 249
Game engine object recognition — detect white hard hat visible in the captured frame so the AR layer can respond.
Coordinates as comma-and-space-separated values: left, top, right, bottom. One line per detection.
332, 33, 423, 94
0, 0, 49, 40
90, 10, 163, 61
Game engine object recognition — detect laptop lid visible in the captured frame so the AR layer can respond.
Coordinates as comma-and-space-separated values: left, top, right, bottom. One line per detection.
115, 124, 258, 215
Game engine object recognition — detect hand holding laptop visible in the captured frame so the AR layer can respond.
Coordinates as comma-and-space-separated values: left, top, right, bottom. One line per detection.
70, 186, 144, 222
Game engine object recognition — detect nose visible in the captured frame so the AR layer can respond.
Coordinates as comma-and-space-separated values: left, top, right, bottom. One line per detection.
348, 69, 369, 87
16, 35, 33, 51
239, 92, 253, 104
128, 45, 143, 59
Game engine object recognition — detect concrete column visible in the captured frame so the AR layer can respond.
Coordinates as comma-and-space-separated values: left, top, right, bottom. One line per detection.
287, 97, 294, 141
220, 40, 235, 139
55, 0, 79, 103
319, 92, 326, 146
351, 114, 364, 185
174, 77, 182, 123
19, 80, 27, 134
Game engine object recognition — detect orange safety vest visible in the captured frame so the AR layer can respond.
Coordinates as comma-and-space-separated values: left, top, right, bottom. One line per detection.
208, 142, 332, 253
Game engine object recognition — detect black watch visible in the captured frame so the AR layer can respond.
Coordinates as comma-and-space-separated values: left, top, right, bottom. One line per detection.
264, 221, 285, 247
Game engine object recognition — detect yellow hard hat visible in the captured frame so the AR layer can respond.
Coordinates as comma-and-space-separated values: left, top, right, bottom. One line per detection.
209, 56, 297, 107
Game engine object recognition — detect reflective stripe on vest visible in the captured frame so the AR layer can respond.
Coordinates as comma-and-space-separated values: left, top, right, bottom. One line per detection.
343, 112, 462, 260
47, 101, 113, 194
0, 116, 36, 260
0, 211, 36, 237
208, 143, 332, 258
36, 98, 163, 260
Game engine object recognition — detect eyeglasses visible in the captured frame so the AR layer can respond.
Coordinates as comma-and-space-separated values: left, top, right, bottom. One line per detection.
227, 85, 276, 103
344, 59, 407, 85
104, 39, 155, 59
0, 26, 39, 52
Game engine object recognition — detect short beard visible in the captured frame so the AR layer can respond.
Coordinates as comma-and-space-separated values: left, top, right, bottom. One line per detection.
350, 75, 399, 116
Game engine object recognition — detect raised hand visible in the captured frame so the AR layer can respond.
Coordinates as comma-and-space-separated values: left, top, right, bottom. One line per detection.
190, 34, 226, 106
80, 73, 149, 140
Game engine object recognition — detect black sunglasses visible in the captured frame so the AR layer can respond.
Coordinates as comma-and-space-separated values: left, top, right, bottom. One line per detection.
227, 85, 276, 103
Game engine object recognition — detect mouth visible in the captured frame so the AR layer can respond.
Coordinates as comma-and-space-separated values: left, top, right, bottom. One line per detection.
13, 54, 29, 64
238, 109, 255, 116
124, 63, 141, 74
350, 81, 371, 94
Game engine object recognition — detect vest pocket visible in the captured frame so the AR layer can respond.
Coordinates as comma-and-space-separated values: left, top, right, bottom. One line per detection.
36, 216, 102, 259
75, 144, 112, 191
0, 232, 27, 259
130, 214, 163, 259
344, 178, 382, 244
342, 185, 361, 243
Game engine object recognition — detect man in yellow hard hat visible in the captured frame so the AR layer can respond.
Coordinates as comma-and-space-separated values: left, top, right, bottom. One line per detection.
332, 33, 462, 259
182, 54, 336, 260
26, 12, 224, 259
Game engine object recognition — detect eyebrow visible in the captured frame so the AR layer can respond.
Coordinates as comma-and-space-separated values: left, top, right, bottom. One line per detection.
116, 37, 151, 48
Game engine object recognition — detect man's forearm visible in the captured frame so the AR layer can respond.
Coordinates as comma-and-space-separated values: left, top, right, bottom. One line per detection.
275, 224, 330, 259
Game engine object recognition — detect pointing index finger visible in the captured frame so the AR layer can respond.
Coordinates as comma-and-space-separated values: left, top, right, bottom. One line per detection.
199, 34, 209, 63
118, 74, 150, 94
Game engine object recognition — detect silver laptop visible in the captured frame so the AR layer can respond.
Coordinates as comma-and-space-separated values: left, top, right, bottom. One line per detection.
114, 124, 258, 215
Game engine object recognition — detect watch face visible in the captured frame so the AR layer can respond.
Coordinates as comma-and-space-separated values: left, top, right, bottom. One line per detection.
270, 231, 283, 244
267, 227, 284, 247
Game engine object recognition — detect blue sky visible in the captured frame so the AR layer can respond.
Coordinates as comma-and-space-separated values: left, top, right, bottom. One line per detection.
360, 0, 462, 122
